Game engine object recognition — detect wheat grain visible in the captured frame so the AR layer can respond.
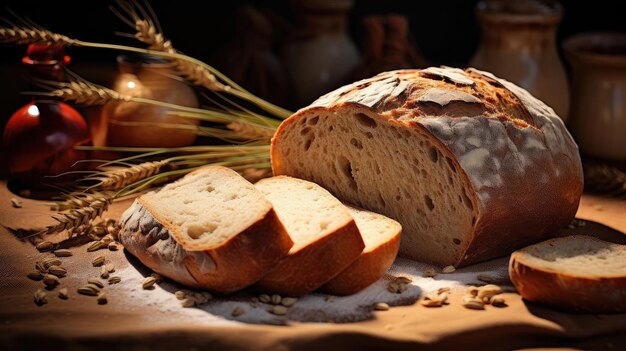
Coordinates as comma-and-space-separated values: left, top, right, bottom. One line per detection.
133, 19, 224, 91
90, 160, 169, 190
226, 122, 275, 140
48, 80, 128, 106
40, 197, 113, 236
0, 26, 75, 46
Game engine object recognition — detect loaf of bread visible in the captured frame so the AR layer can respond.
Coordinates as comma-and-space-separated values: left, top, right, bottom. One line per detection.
321, 205, 401, 295
509, 235, 626, 313
118, 166, 293, 293
254, 176, 365, 296
271, 67, 583, 267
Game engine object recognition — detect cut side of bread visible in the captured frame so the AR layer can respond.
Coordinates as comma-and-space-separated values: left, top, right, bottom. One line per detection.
271, 67, 583, 267
254, 176, 365, 296
509, 235, 626, 313
321, 205, 401, 295
119, 166, 293, 293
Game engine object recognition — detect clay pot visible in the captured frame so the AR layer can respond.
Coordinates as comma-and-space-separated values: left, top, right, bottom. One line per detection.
564, 32, 626, 162
470, 0, 569, 121
95, 54, 199, 148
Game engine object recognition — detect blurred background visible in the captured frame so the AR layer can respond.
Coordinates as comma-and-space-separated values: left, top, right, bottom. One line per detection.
1, 0, 625, 185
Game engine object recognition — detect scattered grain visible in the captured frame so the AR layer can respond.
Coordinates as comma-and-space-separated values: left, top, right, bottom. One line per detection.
77, 285, 99, 296
10, 198, 22, 208
281, 297, 298, 307
442, 265, 456, 274
374, 302, 390, 311
142, 276, 157, 289
462, 296, 485, 310
53, 249, 72, 257
258, 294, 271, 304
108, 242, 119, 251
231, 306, 245, 317
34, 289, 47, 306
88, 278, 104, 288
271, 294, 282, 305
97, 292, 108, 304
100, 266, 110, 279
43, 274, 60, 287
58, 288, 69, 300
108, 276, 121, 285
181, 298, 195, 308
27, 271, 44, 281
423, 268, 437, 278
35, 241, 54, 252
491, 297, 507, 307
47, 265, 67, 277
175, 291, 186, 300
87, 241, 107, 252
92, 256, 105, 267
271, 305, 289, 315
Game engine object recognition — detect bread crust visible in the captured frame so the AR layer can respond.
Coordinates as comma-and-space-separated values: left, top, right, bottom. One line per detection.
320, 227, 401, 296
271, 67, 583, 267
255, 220, 365, 296
509, 245, 626, 313
119, 199, 293, 293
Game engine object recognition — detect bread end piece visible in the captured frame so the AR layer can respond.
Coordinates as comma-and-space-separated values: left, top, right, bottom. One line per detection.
509, 235, 626, 313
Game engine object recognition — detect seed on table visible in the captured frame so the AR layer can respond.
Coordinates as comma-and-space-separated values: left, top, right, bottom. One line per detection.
92, 256, 105, 267
281, 297, 298, 307
181, 298, 195, 308
35, 261, 46, 273
394, 276, 412, 284
97, 292, 108, 304
42, 258, 62, 269
53, 249, 72, 257
491, 297, 507, 307
271, 305, 289, 315
27, 272, 44, 281
423, 268, 437, 278
271, 294, 282, 305
462, 296, 485, 310
143, 276, 157, 289
231, 306, 245, 317
108, 242, 119, 251
87, 241, 107, 252
477, 284, 502, 299
43, 274, 59, 287
34, 289, 47, 306
258, 294, 271, 304
174, 291, 186, 300
47, 265, 67, 277
105, 264, 115, 273
108, 276, 121, 285
100, 266, 110, 279
442, 265, 456, 274
35, 241, 54, 252
150, 273, 163, 282
11, 197, 22, 208
374, 302, 390, 311
58, 288, 69, 300
88, 278, 104, 288
77, 285, 99, 296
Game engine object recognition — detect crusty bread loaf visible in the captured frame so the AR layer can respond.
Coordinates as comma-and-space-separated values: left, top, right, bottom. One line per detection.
509, 235, 626, 313
118, 166, 293, 293
321, 205, 401, 295
271, 67, 583, 267
254, 176, 365, 296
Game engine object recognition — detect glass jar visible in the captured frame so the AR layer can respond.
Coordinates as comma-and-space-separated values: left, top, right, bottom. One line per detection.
95, 54, 199, 148
564, 32, 626, 162
470, 0, 569, 121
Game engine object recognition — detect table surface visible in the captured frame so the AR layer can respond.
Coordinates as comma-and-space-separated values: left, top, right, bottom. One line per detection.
0, 182, 625, 351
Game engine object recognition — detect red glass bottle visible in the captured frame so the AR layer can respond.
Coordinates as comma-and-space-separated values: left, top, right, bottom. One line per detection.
3, 44, 90, 187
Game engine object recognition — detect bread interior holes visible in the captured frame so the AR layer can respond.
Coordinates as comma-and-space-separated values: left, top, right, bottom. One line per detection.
428, 146, 438, 163
424, 195, 435, 211
355, 113, 377, 128
350, 138, 363, 150
187, 223, 217, 239
336, 155, 357, 190
308, 116, 320, 125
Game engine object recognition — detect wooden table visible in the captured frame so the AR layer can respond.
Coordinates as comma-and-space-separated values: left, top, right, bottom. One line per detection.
0, 182, 625, 351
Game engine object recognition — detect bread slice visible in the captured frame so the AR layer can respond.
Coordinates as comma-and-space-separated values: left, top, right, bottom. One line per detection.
271, 67, 583, 267
509, 235, 626, 313
321, 205, 401, 295
119, 166, 293, 293
254, 176, 365, 296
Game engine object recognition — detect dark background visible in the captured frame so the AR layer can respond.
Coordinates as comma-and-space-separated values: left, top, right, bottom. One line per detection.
0, 0, 624, 173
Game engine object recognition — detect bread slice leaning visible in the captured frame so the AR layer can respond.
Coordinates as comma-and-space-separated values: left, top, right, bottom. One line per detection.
321, 205, 401, 295
119, 166, 293, 293
254, 176, 365, 296
509, 235, 626, 313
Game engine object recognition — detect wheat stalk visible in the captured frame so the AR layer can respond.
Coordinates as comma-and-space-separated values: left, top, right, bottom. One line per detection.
226, 122, 275, 140
0, 26, 75, 46
35, 79, 129, 106
39, 195, 113, 236
51, 191, 115, 211
87, 160, 169, 190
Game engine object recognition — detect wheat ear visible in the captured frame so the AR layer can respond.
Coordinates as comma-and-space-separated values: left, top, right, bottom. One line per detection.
88, 160, 169, 191
0, 26, 75, 46
40, 196, 112, 236
51, 192, 115, 211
